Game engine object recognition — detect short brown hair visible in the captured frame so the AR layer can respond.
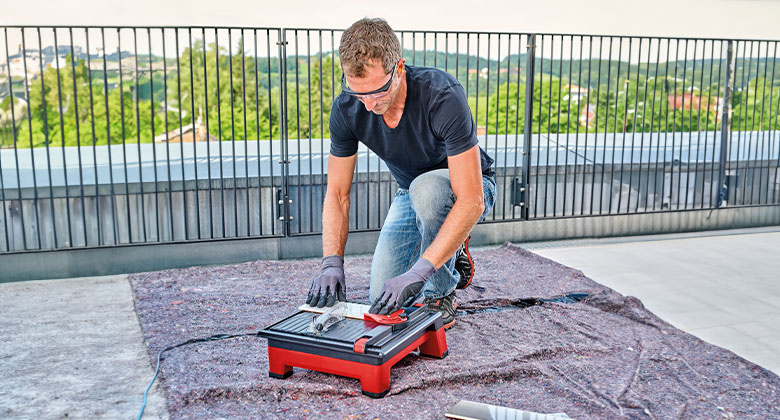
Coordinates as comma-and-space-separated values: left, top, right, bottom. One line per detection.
339, 18, 401, 77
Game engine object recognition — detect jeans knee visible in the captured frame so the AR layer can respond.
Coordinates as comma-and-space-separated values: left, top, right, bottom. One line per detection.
408, 171, 454, 222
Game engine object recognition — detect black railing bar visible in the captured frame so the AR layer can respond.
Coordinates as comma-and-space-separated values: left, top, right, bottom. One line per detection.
625, 38, 643, 213
581, 36, 593, 216
484, 33, 491, 219
331, 30, 337, 231
607, 36, 623, 215
768, 42, 779, 204
176, 28, 190, 239
52, 28, 75, 247
465, 33, 469, 99
188, 28, 201, 239
318, 31, 325, 234
687, 39, 700, 210
553, 35, 564, 217
7, 28, 31, 249
534, 34, 545, 219
253, 29, 263, 236
306, 30, 315, 233
598, 36, 613, 215
753, 41, 769, 205
573, 36, 585, 216
161, 29, 175, 242
214, 28, 226, 238
561, 35, 574, 217
292, 29, 302, 234
201, 28, 214, 239
634, 37, 650, 213
240, 29, 250, 236
100, 28, 120, 244
670, 38, 681, 210
510, 34, 522, 220
423, 32, 426, 67
445, 32, 448, 72
0, 31, 12, 250
545, 35, 555, 217
132, 29, 147, 242
703, 40, 720, 209
692, 39, 708, 210
35, 28, 57, 249
146, 28, 161, 241
434, 32, 437, 68
737, 41, 752, 205
227, 28, 238, 237
645, 38, 662, 211
267, 28, 276, 235
500, 34, 512, 220
588, 36, 603, 215
115, 28, 133, 243
677, 39, 688, 210
278, 29, 289, 236
657, 38, 672, 211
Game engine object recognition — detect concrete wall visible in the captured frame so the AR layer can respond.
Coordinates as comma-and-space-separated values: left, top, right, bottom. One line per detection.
1, 204, 778, 282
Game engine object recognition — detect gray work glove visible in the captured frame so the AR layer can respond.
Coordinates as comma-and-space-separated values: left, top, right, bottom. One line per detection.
306, 255, 346, 308
369, 259, 436, 315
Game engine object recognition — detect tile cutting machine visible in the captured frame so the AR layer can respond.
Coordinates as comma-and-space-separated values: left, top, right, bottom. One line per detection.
259, 301, 448, 398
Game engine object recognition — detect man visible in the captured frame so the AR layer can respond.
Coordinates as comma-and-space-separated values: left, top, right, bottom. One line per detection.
305, 18, 495, 329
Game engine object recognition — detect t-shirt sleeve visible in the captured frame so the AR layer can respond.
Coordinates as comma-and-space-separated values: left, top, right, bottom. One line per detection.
429, 84, 479, 156
328, 103, 359, 157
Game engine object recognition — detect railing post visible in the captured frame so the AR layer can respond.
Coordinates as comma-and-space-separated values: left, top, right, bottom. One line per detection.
277, 29, 293, 235
716, 40, 735, 208
521, 34, 536, 220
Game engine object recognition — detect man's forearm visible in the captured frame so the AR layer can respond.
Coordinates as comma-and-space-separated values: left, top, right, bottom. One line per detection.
322, 192, 351, 257
420, 197, 484, 269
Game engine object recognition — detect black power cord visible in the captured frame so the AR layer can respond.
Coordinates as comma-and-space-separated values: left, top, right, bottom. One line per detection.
136, 332, 260, 420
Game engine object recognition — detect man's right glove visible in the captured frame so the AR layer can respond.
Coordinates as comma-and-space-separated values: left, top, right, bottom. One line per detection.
306, 255, 346, 308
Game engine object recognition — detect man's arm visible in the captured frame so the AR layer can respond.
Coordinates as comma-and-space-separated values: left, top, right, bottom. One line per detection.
420, 144, 484, 268
322, 153, 357, 257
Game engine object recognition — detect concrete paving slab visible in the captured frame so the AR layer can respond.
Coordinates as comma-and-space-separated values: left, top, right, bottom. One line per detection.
0, 275, 168, 420
520, 226, 780, 376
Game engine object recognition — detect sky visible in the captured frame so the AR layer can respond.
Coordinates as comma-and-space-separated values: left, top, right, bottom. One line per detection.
3, 0, 780, 41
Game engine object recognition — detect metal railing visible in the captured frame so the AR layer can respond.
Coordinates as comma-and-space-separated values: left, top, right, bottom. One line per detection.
1, 26, 778, 254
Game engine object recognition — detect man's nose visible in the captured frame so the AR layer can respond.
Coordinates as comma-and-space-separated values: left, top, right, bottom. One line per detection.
362, 97, 377, 111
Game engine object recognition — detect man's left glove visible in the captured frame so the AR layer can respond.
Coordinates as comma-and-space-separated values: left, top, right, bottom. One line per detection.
369, 259, 436, 315
306, 255, 347, 308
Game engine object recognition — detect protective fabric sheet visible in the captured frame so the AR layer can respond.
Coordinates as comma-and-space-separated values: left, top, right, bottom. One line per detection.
130, 243, 780, 419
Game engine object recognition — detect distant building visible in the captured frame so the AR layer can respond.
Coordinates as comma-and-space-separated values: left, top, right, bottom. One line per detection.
154, 116, 217, 143
579, 104, 596, 128
563, 85, 589, 102
667, 92, 721, 121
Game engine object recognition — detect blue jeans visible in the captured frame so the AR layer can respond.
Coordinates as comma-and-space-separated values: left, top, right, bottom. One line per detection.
369, 169, 497, 300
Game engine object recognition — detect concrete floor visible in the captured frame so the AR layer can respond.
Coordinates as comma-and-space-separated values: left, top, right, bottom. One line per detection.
0, 275, 168, 420
1, 227, 777, 419
519, 226, 780, 375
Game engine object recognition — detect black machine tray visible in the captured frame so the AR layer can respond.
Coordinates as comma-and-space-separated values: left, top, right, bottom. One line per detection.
259, 304, 444, 365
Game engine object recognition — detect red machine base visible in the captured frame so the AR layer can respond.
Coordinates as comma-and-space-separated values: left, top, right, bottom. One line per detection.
267, 328, 448, 398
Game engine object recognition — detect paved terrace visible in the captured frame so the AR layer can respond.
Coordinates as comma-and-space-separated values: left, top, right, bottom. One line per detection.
0, 226, 778, 418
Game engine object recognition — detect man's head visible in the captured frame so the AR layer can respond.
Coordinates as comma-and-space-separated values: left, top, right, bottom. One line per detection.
339, 18, 405, 115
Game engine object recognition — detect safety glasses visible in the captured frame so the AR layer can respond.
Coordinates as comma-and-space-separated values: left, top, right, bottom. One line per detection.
340, 60, 400, 99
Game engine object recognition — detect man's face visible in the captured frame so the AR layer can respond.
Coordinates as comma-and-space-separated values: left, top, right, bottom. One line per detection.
343, 60, 403, 115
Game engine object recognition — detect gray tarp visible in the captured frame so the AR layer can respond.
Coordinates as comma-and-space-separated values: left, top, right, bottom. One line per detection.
130, 243, 780, 419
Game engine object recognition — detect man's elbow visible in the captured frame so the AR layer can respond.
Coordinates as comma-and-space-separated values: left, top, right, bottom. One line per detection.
460, 196, 485, 221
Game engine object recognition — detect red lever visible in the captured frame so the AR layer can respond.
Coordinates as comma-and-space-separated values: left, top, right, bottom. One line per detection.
363, 308, 407, 325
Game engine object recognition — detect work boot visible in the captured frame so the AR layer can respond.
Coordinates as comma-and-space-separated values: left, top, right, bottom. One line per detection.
454, 235, 474, 289
423, 291, 458, 329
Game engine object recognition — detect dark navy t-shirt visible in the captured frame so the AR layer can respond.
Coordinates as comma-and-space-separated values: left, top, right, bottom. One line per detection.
329, 65, 494, 190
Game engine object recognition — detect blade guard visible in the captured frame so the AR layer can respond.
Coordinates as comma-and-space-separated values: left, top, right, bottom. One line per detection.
363, 309, 407, 325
